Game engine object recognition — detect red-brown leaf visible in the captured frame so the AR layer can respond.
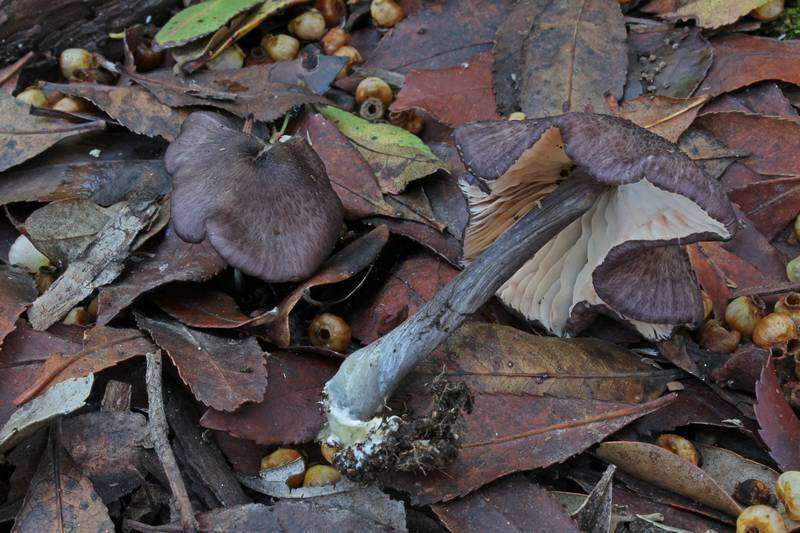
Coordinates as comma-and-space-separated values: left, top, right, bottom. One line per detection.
754, 356, 800, 471
0, 266, 37, 348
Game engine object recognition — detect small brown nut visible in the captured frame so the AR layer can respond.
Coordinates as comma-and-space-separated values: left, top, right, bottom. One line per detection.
51, 96, 87, 114
700, 319, 741, 354
752, 313, 797, 350
260, 448, 305, 488
303, 464, 342, 487
389, 110, 424, 135
262, 34, 300, 62
321, 442, 339, 464
321, 27, 351, 55
656, 434, 700, 466
333, 45, 363, 79
309, 313, 351, 352
371, 0, 405, 28
777, 471, 800, 520
207, 45, 245, 71
736, 504, 787, 533
788, 256, 800, 284
16, 87, 47, 107
508, 112, 526, 121
733, 479, 776, 507
725, 296, 766, 338
59, 48, 95, 81
315, 0, 347, 27
750, 0, 784, 21
775, 293, 800, 329
132, 39, 164, 72
63, 307, 90, 326
355, 76, 393, 106
288, 8, 327, 41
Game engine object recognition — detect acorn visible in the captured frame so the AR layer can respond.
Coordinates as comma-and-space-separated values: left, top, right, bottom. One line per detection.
260, 448, 305, 488
777, 471, 800, 520
63, 307, 90, 326
51, 96, 87, 114
16, 87, 47, 107
288, 9, 327, 41
788, 256, 800, 283
751, 0, 784, 21
59, 48, 95, 81
700, 319, 741, 355
775, 293, 800, 328
389, 110, 424, 135
355, 76, 393, 107
132, 39, 164, 72
656, 434, 700, 466
371, 0, 405, 28
508, 112, 527, 121
735, 505, 788, 533
315, 0, 347, 27
262, 34, 300, 62
725, 296, 766, 338
303, 464, 341, 487
752, 312, 797, 350
333, 45, 363, 79
309, 313, 351, 352
321, 442, 339, 464
321, 27, 351, 55
733, 479, 776, 507
207, 45, 245, 71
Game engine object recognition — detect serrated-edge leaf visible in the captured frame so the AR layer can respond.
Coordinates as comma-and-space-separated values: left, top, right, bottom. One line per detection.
154, 0, 263, 49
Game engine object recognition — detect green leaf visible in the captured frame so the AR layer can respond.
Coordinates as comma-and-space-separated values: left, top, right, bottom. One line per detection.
319, 106, 447, 195
154, 0, 263, 50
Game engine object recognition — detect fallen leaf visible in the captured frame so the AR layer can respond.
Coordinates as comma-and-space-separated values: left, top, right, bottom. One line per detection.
698, 443, 779, 495
0, 375, 93, 454
0, 322, 82, 427
0, 93, 105, 173
360, 0, 512, 75
61, 411, 154, 503
519, 0, 627, 117
696, 34, 800, 98
136, 314, 267, 412
154, 288, 253, 329
0, 265, 37, 347
390, 51, 499, 127
727, 176, 800, 240
432, 476, 580, 533
624, 25, 713, 100
0, 131, 171, 207
41, 82, 188, 142
610, 94, 708, 143
13, 432, 114, 533
130, 66, 328, 123
154, 0, 264, 49
95, 226, 226, 325
700, 82, 800, 123
28, 200, 159, 330
678, 127, 744, 181
754, 356, 800, 472
596, 441, 742, 516
13, 327, 155, 406
364, 216, 463, 266
200, 352, 338, 445
573, 465, 615, 533
319, 105, 447, 195
712, 344, 769, 393
664, 0, 769, 29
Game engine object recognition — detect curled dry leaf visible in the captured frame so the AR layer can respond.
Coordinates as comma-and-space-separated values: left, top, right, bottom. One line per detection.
518, 0, 627, 117
595, 441, 742, 517
166, 111, 343, 283
135, 314, 267, 412
13, 433, 113, 533
573, 464, 615, 533
0, 375, 93, 454
319, 106, 447, 195
432, 476, 580, 533
201, 352, 339, 445
754, 356, 800, 472
95, 226, 226, 325
663, 0, 770, 29
0, 93, 105, 173
390, 51, 498, 127
13, 327, 156, 406
41, 82, 188, 142
0, 265, 37, 347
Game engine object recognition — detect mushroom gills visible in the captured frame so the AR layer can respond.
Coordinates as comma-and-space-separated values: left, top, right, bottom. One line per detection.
498, 178, 730, 339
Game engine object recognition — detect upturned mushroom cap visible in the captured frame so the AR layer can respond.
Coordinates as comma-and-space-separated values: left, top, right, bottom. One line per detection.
454, 112, 737, 339
165, 112, 343, 282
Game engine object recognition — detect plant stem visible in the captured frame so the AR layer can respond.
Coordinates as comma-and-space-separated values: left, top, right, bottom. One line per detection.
324, 175, 605, 424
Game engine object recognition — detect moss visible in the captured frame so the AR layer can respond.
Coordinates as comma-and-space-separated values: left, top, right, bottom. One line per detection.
764, 7, 800, 39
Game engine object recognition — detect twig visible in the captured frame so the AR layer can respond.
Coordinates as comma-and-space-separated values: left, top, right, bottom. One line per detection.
145, 352, 198, 532
0, 51, 34, 86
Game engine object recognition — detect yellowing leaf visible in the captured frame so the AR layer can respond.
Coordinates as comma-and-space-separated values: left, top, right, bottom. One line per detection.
667, 0, 770, 29
318, 106, 447, 195
155, 0, 262, 49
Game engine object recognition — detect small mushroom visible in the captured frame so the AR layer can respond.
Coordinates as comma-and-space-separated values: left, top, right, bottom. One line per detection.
165, 112, 343, 282
456, 112, 736, 339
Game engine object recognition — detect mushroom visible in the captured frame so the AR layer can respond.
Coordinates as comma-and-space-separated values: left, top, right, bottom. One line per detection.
318, 112, 736, 477
459, 112, 737, 339
165, 112, 343, 282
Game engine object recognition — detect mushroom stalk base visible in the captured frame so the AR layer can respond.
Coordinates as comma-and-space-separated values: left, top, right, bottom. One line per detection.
320, 176, 605, 468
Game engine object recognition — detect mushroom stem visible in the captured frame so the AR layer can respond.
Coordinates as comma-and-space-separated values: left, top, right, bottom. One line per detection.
321, 175, 605, 449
